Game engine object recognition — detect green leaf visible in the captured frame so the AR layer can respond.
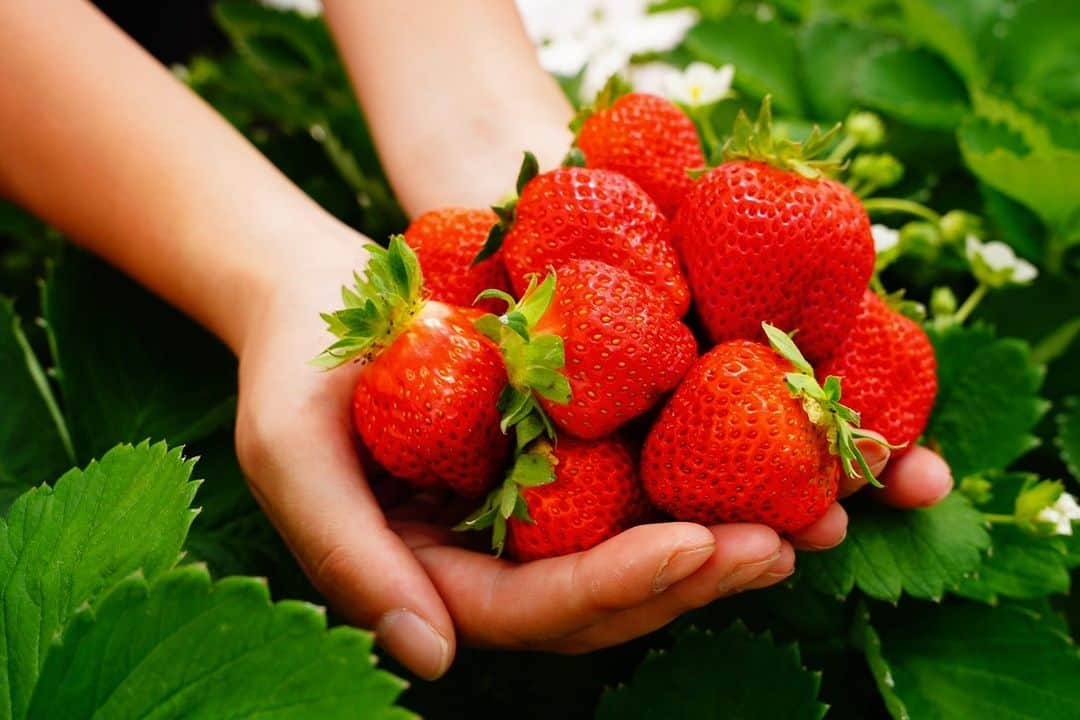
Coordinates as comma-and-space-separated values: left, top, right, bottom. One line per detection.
863, 601, 1080, 719
42, 249, 237, 463
896, 0, 1001, 84
0, 298, 71, 505
683, 14, 808, 115
182, 435, 293, 580
926, 323, 1047, 479
29, 565, 412, 720
0, 441, 198, 720
988, 0, 1080, 109
800, 494, 990, 602
854, 46, 969, 130
798, 19, 889, 121
958, 92, 1080, 231
596, 624, 827, 720
954, 525, 1070, 603
979, 182, 1046, 261
1058, 397, 1080, 481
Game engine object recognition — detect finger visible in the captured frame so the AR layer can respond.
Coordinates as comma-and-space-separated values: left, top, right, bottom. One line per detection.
871, 445, 953, 508
241, 413, 456, 680
838, 434, 892, 498
788, 502, 848, 551
410, 522, 735, 648
541, 533, 792, 654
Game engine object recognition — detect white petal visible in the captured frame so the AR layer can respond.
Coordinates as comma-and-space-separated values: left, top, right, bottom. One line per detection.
629, 62, 680, 95
871, 224, 901, 254
1057, 516, 1074, 536
538, 38, 591, 76
1011, 258, 1039, 283
1056, 492, 1080, 519
979, 240, 1019, 272
261, 0, 321, 16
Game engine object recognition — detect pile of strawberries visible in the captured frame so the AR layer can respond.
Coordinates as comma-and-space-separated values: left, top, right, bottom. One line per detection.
318, 88, 938, 561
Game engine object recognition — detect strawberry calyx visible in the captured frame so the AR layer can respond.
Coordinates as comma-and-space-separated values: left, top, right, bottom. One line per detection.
761, 322, 902, 486
313, 235, 424, 369
472, 151, 540, 266
455, 440, 559, 555
472, 271, 571, 450
721, 96, 843, 179
569, 73, 633, 135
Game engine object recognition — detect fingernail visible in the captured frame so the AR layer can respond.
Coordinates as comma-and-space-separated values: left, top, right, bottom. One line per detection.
376, 609, 450, 680
653, 544, 715, 593
717, 551, 782, 595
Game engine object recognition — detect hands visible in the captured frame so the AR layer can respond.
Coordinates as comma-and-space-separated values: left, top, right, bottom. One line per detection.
234, 234, 954, 680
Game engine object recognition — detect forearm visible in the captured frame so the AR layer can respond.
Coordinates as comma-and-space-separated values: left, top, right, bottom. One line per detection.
0, 1, 358, 353
323, 0, 573, 215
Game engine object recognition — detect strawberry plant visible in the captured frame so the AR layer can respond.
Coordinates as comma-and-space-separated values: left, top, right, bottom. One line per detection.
0, 1, 1077, 718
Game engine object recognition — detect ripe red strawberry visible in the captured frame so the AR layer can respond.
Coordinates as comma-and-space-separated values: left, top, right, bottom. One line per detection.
817, 291, 937, 452
317, 237, 510, 497
674, 99, 874, 362
641, 324, 887, 533
529, 260, 697, 439
403, 207, 511, 314
491, 162, 690, 317
575, 89, 705, 218
459, 436, 649, 560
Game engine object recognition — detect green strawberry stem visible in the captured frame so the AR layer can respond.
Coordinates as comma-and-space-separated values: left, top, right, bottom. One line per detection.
721, 96, 843, 179
472, 272, 571, 450
313, 235, 424, 369
762, 322, 902, 487
454, 440, 558, 555
952, 284, 989, 325
861, 197, 942, 224
472, 151, 539, 266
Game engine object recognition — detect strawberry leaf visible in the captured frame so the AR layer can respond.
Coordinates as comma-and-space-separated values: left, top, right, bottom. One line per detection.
0, 441, 198, 720
43, 249, 236, 462
853, 45, 969, 131
597, 624, 827, 720
28, 565, 412, 720
800, 493, 990, 602
958, 93, 1080, 233
1056, 397, 1080, 482
0, 297, 72, 505
858, 600, 1080, 720
926, 323, 1048, 480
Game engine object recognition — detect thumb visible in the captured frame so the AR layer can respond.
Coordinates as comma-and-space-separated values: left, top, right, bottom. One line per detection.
240, 421, 456, 680
839, 432, 892, 498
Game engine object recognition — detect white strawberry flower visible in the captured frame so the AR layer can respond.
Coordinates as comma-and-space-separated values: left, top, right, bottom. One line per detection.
662, 62, 735, 107
965, 234, 1038, 287
516, 0, 699, 99
1036, 492, 1080, 536
629, 61, 735, 106
260, 0, 321, 16
871, 224, 900, 255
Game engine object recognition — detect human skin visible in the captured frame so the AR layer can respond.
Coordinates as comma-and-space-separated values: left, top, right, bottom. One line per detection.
0, 0, 952, 681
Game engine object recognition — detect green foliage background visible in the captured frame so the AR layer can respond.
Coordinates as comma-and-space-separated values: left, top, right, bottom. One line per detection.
0, 0, 1077, 717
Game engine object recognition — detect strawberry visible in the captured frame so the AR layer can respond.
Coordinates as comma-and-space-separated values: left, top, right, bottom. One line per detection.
641, 323, 889, 533
316, 237, 511, 497
674, 99, 874, 362
459, 436, 649, 561
528, 260, 697, 438
817, 290, 937, 452
478, 155, 690, 318
574, 81, 705, 218
403, 207, 511, 314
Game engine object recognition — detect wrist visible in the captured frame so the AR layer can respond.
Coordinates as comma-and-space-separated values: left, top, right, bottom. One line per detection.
215, 208, 369, 357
